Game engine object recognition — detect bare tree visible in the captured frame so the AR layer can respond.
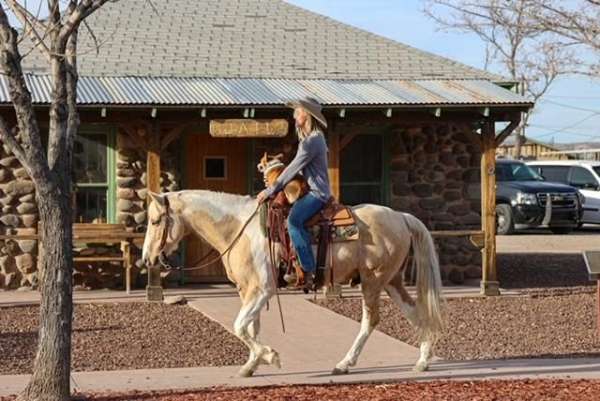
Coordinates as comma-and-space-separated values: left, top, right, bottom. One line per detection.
0, 2, 110, 401
423, 0, 579, 157
524, 0, 600, 75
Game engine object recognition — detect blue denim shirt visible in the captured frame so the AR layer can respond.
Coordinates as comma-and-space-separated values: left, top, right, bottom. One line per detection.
264, 131, 331, 202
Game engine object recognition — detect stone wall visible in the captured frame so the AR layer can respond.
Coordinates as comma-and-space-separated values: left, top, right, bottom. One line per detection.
387, 122, 482, 283
0, 143, 39, 290
0, 127, 182, 291
114, 130, 180, 287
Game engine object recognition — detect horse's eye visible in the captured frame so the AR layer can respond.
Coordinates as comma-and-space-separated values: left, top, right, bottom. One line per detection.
151, 219, 160, 226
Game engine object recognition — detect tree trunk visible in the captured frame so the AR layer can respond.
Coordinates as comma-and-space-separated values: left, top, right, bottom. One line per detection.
18, 185, 73, 401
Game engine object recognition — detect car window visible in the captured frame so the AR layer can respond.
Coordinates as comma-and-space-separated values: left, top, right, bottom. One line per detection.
570, 166, 598, 189
538, 166, 569, 183
497, 163, 543, 182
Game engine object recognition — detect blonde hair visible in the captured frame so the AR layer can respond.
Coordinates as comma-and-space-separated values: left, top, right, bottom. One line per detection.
295, 108, 325, 141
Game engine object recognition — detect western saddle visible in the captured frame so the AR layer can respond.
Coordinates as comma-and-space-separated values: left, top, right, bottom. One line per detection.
257, 153, 358, 290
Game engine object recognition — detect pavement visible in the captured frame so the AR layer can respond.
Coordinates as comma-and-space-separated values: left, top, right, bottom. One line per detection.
2, 284, 600, 396
497, 228, 600, 254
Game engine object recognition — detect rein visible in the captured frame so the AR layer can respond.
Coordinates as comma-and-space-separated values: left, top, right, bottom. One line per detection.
157, 199, 261, 272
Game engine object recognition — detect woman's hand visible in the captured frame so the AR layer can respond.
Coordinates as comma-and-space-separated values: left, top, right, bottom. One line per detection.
257, 189, 269, 204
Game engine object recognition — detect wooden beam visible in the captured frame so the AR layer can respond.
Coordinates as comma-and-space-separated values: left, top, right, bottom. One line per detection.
480, 119, 500, 296
328, 125, 340, 200
161, 123, 190, 151
146, 122, 164, 302
494, 118, 521, 147
339, 132, 358, 151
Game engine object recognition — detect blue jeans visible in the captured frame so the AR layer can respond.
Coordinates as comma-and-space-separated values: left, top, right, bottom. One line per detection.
288, 193, 326, 273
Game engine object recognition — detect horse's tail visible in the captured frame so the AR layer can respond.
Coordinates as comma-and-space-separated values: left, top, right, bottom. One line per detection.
403, 213, 444, 343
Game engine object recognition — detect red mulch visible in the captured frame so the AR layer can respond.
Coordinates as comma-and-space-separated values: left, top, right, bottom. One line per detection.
3, 380, 599, 401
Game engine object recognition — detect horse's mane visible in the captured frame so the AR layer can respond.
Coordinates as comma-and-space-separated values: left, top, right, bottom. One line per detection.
172, 190, 257, 214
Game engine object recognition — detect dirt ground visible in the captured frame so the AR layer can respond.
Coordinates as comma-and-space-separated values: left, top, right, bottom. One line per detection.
0, 302, 246, 374
1, 380, 595, 401
317, 289, 600, 361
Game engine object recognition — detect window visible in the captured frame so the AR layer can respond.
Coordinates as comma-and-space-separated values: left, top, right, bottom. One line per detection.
340, 134, 387, 205
570, 166, 598, 189
203, 156, 227, 180
538, 166, 569, 183
73, 130, 115, 223
496, 162, 542, 182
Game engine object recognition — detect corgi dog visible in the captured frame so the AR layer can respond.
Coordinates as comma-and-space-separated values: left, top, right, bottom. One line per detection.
257, 152, 308, 204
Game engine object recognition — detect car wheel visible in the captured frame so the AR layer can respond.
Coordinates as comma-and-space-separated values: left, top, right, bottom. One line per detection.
550, 227, 573, 235
496, 204, 514, 235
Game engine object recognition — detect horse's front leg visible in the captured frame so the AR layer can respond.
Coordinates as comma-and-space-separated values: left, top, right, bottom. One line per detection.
234, 288, 281, 377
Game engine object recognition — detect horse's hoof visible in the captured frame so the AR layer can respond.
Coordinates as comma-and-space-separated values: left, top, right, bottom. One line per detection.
413, 362, 429, 372
238, 367, 255, 378
263, 350, 281, 369
331, 367, 349, 375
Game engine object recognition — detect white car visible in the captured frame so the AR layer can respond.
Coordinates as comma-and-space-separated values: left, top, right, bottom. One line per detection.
527, 160, 600, 224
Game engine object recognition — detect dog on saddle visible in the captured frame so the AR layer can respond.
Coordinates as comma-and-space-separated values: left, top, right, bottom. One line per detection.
257, 152, 308, 286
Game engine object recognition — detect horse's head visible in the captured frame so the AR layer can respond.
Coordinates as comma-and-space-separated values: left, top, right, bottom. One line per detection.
142, 192, 186, 267
256, 152, 285, 187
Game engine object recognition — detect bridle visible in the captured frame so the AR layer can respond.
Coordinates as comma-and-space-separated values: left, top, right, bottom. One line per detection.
153, 196, 261, 271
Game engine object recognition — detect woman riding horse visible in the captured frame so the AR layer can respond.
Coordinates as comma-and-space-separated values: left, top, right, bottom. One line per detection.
257, 97, 330, 291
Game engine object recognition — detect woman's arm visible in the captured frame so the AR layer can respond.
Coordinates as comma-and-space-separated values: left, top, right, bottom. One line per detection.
263, 138, 315, 198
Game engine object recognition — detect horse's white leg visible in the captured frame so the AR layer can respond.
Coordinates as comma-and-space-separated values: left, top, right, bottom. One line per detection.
332, 294, 380, 375
234, 290, 280, 377
240, 315, 261, 375
385, 282, 433, 372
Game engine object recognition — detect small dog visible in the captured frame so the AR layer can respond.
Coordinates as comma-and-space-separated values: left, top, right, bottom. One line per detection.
257, 152, 308, 204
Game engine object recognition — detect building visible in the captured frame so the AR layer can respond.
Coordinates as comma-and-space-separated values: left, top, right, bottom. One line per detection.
0, 0, 531, 293
496, 135, 572, 160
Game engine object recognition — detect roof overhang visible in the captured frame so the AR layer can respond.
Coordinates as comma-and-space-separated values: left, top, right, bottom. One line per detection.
0, 75, 533, 110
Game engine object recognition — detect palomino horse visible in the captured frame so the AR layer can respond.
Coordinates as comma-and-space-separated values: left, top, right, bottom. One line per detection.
142, 190, 444, 377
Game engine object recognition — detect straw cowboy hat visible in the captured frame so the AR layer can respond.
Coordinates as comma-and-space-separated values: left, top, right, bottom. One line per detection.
286, 97, 328, 128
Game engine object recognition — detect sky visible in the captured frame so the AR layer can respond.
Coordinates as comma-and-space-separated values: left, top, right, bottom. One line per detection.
288, 0, 600, 144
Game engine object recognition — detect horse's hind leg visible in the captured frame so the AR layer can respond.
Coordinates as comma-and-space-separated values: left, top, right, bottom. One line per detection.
385, 276, 433, 372
332, 287, 381, 375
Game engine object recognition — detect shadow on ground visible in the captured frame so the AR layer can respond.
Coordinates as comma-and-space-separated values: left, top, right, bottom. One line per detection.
498, 253, 592, 289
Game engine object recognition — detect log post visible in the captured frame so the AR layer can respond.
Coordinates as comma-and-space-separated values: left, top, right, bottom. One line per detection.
328, 124, 340, 200
480, 120, 500, 296
146, 122, 164, 302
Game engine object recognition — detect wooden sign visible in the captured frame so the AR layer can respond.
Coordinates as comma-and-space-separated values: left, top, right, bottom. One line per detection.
209, 119, 289, 138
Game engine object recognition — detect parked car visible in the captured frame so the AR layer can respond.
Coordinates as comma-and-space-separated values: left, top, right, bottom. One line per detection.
495, 159, 583, 235
527, 160, 600, 225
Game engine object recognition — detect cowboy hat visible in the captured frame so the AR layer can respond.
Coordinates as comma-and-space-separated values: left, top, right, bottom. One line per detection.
285, 96, 328, 129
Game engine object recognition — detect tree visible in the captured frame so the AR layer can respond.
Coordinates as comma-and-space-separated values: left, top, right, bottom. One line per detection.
423, 0, 581, 157
0, 2, 110, 401
524, 0, 600, 75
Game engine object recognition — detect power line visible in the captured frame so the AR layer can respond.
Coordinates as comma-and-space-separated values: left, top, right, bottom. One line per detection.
545, 94, 600, 100
529, 112, 600, 138
538, 99, 600, 114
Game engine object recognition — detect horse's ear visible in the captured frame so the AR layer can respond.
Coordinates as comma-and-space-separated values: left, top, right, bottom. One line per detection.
148, 191, 165, 206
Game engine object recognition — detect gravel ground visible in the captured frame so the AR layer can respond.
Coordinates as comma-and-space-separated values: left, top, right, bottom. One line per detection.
0, 303, 246, 375
317, 291, 600, 360
497, 253, 592, 289
3, 380, 595, 401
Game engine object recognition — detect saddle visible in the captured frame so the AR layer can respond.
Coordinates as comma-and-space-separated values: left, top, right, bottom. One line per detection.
257, 153, 358, 290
